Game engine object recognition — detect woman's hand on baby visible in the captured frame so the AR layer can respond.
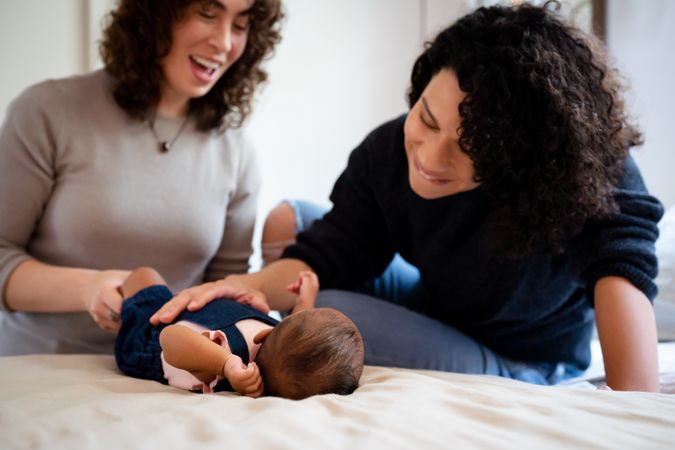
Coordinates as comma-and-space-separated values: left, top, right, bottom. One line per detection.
83, 270, 131, 333
223, 355, 264, 398
149, 278, 270, 325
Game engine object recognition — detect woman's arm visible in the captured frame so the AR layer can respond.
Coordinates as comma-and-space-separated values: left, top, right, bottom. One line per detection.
4, 259, 129, 332
242, 258, 314, 310
0, 82, 129, 332
150, 258, 312, 325
594, 275, 659, 392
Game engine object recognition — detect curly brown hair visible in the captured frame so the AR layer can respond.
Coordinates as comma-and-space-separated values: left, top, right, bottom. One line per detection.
100, 0, 283, 131
408, 1, 642, 259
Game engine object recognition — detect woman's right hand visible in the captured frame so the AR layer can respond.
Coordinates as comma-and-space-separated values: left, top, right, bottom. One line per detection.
83, 270, 131, 333
149, 276, 270, 326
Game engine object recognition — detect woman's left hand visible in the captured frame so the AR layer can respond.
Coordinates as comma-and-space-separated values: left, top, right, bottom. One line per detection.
149, 278, 270, 325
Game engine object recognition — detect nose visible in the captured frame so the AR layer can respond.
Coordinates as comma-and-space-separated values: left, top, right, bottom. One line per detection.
416, 139, 450, 172
210, 22, 233, 54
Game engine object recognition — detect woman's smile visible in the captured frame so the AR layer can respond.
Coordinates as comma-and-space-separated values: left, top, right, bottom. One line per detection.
413, 155, 453, 185
190, 55, 224, 84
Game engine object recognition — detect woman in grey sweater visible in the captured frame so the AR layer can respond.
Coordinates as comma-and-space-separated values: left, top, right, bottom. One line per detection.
0, 0, 282, 355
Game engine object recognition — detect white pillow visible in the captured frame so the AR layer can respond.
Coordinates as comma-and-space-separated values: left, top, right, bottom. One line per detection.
655, 205, 675, 341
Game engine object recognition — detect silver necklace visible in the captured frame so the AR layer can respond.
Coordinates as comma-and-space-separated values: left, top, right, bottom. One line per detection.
147, 113, 190, 153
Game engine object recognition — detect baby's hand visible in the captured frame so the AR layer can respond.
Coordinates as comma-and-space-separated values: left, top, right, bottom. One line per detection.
223, 355, 264, 398
287, 271, 319, 314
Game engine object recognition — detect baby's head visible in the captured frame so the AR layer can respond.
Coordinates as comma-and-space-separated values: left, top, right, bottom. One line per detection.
255, 308, 364, 400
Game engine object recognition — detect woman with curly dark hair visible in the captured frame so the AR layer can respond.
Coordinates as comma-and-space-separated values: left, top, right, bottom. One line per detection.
0, 0, 282, 355
152, 2, 664, 391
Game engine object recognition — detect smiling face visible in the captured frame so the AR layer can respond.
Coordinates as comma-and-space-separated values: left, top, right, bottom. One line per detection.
158, 0, 253, 115
404, 68, 479, 199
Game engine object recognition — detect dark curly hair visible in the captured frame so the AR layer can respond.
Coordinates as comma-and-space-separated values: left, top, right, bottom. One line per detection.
408, 1, 642, 259
100, 0, 283, 131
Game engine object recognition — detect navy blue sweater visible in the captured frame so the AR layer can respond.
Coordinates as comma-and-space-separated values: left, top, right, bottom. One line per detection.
283, 115, 663, 369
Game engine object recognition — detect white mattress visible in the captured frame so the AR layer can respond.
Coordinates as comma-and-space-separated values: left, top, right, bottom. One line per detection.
1, 347, 674, 450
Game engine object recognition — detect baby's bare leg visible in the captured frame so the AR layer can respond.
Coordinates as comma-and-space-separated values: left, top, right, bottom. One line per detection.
121, 267, 168, 299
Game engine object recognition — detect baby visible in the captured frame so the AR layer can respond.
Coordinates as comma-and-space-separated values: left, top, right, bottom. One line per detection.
114, 267, 364, 400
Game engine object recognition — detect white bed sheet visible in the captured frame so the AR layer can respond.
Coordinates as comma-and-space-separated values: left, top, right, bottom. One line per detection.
1, 351, 674, 450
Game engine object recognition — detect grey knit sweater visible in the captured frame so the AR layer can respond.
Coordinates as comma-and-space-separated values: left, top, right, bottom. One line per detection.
0, 70, 260, 355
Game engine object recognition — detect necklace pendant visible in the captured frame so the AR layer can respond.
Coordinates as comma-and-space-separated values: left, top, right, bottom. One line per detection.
149, 113, 188, 154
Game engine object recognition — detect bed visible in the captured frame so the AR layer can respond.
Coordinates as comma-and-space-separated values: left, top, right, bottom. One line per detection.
2, 207, 675, 449
1, 347, 675, 450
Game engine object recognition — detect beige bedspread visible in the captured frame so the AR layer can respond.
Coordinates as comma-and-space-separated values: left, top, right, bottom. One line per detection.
1, 354, 674, 449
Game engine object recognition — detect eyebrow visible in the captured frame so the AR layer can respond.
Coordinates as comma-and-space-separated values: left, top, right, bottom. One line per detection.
210, 0, 253, 15
420, 97, 438, 126
210, 0, 226, 11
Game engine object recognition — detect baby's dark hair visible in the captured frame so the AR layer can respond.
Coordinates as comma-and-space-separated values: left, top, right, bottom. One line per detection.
255, 308, 364, 400
408, 1, 641, 259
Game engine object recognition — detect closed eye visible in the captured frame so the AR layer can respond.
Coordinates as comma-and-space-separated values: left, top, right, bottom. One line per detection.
420, 108, 439, 131
233, 16, 250, 32
420, 97, 440, 131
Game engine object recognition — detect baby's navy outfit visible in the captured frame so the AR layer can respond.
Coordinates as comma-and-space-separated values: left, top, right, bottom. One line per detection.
115, 285, 278, 392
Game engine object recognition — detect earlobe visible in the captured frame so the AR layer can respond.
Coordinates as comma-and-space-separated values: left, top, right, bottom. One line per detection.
253, 328, 274, 344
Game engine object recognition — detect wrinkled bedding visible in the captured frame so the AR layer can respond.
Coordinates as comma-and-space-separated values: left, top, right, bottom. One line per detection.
1, 353, 674, 449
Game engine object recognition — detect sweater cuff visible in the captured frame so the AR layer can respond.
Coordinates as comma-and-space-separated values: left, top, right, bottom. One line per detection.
585, 262, 658, 306
0, 253, 32, 312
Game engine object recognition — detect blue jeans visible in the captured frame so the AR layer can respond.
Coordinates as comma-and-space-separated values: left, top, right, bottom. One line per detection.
285, 200, 581, 385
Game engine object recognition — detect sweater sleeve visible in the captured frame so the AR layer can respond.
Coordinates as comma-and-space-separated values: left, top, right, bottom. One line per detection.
0, 83, 59, 310
576, 156, 664, 305
203, 132, 260, 281
282, 135, 396, 289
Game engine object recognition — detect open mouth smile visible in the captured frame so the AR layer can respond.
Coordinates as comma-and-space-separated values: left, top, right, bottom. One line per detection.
190, 55, 224, 83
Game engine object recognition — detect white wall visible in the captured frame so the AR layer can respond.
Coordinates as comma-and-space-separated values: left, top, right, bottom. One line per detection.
0, 0, 87, 124
244, 0, 422, 215
607, 0, 675, 209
